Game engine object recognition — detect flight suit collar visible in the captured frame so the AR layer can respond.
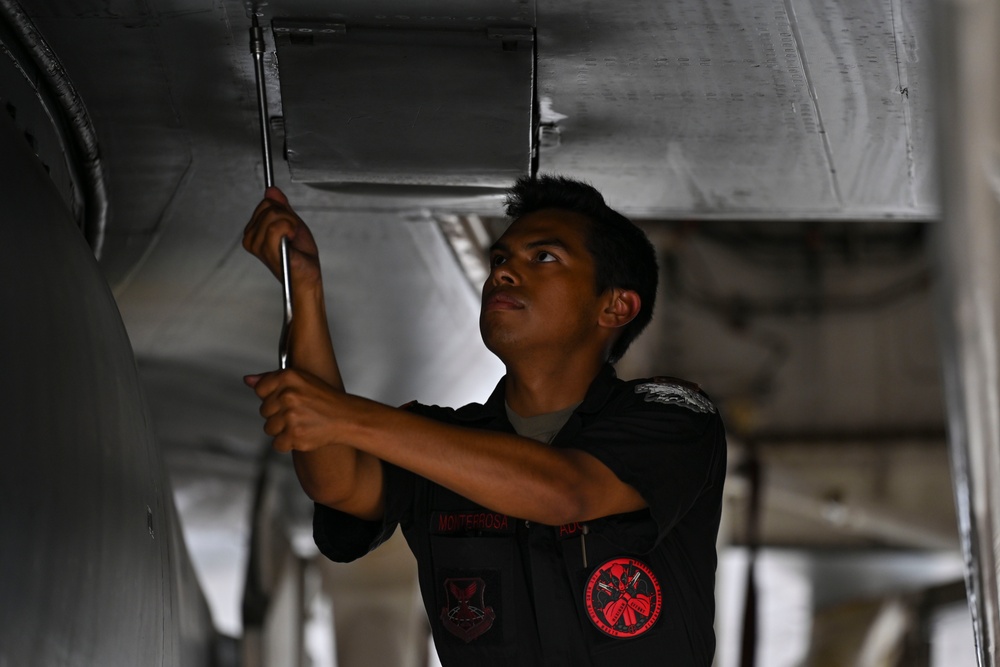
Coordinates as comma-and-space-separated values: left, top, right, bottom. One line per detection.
457, 363, 620, 426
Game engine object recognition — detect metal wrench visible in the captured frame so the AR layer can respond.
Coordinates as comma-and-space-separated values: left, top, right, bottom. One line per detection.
249, 12, 292, 370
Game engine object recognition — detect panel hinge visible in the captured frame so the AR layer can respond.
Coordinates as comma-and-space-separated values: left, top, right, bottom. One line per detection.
272, 20, 347, 36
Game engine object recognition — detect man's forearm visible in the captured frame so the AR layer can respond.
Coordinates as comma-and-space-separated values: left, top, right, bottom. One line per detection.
244, 190, 385, 519
286, 281, 387, 517
292, 445, 385, 520
334, 397, 646, 525
289, 281, 343, 390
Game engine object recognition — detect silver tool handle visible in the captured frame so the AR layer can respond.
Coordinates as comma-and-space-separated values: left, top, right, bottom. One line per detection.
278, 237, 292, 369
249, 13, 273, 188
249, 12, 291, 368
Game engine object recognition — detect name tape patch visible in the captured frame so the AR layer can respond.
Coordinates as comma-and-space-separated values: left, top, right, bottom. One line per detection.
430, 511, 514, 536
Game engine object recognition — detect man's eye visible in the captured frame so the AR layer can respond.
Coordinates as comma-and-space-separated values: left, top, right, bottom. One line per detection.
537, 251, 557, 262
491, 255, 506, 267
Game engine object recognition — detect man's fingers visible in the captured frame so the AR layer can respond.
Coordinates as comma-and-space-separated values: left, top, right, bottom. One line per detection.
258, 389, 286, 420
246, 208, 293, 254
243, 208, 305, 284
245, 368, 291, 399
245, 370, 273, 396
244, 197, 281, 236
243, 191, 323, 290
245, 368, 334, 454
262, 412, 284, 437
244, 198, 295, 250
265, 186, 288, 205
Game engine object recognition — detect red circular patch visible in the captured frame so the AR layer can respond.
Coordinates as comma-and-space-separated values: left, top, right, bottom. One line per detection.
584, 557, 662, 638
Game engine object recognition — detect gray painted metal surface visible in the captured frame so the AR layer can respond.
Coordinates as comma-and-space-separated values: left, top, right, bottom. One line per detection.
273, 18, 535, 186
536, 0, 935, 219
243, 0, 935, 216
0, 109, 213, 665
22, 0, 940, 283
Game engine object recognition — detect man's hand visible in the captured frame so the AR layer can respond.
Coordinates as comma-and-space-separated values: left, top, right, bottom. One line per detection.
245, 368, 356, 453
243, 187, 322, 290
245, 370, 386, 519
242, 189, 384, 517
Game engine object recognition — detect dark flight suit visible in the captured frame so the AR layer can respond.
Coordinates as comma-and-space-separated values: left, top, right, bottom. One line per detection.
314, 364, 727, 666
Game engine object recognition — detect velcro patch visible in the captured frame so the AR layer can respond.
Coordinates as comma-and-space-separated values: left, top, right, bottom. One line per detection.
556, 522, 585, 539
634, 381, 716, 414
584, 557, 662, 638
439, 571, 500, 643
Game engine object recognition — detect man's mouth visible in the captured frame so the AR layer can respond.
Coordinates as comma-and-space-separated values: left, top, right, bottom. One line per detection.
483, 292, 524, 311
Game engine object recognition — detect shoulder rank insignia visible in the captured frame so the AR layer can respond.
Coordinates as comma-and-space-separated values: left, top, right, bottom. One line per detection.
634, 380, 716, 414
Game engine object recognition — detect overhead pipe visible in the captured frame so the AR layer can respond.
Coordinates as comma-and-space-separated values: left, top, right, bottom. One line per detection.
0, 0, 109, 257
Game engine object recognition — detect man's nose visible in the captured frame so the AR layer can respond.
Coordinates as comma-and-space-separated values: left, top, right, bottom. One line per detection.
490, 261, 519, 285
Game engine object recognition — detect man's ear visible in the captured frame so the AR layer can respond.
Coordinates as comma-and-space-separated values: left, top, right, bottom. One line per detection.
599, 288, 641, 329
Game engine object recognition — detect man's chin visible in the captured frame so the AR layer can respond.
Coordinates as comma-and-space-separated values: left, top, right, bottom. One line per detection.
479, 322, 518, 359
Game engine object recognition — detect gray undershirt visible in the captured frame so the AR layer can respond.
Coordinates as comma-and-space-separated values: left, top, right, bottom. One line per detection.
505, 401, 581, 443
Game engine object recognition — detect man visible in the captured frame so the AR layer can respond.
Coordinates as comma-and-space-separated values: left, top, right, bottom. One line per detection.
244, 175, 726, 666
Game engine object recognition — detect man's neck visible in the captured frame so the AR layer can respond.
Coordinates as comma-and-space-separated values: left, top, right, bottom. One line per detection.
502, 353, 606, 417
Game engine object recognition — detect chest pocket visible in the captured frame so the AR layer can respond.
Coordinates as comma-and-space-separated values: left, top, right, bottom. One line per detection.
425, 491, 524, 663
559, 512, 670, 664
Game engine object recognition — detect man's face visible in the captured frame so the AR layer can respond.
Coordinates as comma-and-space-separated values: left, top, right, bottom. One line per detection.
480, 208, 607, 361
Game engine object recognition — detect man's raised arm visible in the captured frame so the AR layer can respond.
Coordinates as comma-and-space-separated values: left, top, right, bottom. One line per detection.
242, 187, 385, 520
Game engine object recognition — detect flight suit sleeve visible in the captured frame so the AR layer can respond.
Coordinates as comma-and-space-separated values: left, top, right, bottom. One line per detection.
312, 460, 417, 562
312, 401, 445, 562
574, 381, 727, 548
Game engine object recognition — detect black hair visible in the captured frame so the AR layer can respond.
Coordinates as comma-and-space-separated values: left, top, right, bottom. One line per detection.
504, 174, 658, 363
